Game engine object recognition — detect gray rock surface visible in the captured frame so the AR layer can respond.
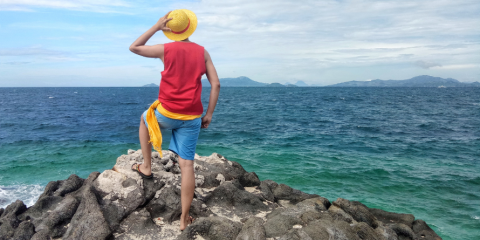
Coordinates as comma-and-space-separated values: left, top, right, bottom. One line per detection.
235, 217, 266, 240
333, 198, 379, 228
412, 219, 442, 240
0, 150, 443, 240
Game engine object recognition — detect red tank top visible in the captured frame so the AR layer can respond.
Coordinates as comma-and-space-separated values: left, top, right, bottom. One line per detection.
158, 42, 206, 115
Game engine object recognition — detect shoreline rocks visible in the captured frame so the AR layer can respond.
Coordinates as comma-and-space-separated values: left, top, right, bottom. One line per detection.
0, 150, 442, 240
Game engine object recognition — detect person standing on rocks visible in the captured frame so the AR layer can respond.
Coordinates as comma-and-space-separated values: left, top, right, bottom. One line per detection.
129, 9, 220, 230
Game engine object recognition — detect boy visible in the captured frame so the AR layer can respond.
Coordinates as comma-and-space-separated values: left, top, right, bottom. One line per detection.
129, 9, 220, 230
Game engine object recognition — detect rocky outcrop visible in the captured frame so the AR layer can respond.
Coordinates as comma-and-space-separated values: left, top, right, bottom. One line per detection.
0, 150, 443, 240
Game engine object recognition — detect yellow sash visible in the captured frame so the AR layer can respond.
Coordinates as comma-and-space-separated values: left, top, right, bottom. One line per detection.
145, 100, 201, 157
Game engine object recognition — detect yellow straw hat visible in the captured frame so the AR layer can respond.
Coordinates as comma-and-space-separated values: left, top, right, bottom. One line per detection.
163, 9, 198, 41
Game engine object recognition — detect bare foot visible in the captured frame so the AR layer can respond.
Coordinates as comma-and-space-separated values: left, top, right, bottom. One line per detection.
180, 215, 193, 231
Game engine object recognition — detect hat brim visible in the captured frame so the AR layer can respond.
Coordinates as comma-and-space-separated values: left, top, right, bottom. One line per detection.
164, 9, 197, 41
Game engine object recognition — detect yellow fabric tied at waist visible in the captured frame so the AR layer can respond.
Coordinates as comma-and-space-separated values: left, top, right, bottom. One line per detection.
145, 100, 202, 157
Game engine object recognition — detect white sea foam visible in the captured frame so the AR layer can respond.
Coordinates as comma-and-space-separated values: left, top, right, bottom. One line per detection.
0, 184, 44, 209
473, 216, 480, 220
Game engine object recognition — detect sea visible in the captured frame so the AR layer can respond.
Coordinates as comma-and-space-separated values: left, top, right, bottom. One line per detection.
0, 87, 479, 239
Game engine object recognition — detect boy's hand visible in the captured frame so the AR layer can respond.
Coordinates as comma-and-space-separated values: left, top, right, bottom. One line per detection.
155, 11, 173, 32
201, 115, 212, 129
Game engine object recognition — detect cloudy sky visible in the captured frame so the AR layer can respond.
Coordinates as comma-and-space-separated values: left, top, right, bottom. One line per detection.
1, 0, 479, 86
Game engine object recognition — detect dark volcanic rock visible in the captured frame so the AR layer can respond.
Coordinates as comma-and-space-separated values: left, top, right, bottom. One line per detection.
413, 219, 442, 240
370, 207, 415, 228
352, 222, 385, 240
273, 184, 320, 204
235, 217, 266, 240
31, 230, 52, 240
264, 213, 304, 238
53, 174, 84, 197
145, 185, 181, 223
0, 208, 4, 217
279, 228, 313, 240
239, 172, 261, 187
258, 181, 275, 202
332, 198, 379, 228
387, 223, 416, 240
143, 177, 166, 202
179, 216, 242, 240
114, 208, 160, 240
0, 200, 27, 239
13, 221, 36, 240
205, 181, 270, 218
33, 195, 80, 238
63, 186, 111, 239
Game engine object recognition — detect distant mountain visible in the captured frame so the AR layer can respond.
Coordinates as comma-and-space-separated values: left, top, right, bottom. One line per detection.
202, 76, 267, 87
142, 83, 158, 87
294, 81, 309, 87
265, 83, 286, 87
327, 75, 480, 87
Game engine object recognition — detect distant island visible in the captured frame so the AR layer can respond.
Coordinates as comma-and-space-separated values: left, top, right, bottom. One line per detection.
143, 75, 479, 88
327, 75, 480, 87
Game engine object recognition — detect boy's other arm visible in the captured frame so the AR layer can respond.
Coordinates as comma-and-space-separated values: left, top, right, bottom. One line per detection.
201, 50, 220, 129
129, 12, 172, 59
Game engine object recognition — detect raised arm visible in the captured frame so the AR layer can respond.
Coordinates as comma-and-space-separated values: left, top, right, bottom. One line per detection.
201, 50, 220, 129
129, 12, 172, 60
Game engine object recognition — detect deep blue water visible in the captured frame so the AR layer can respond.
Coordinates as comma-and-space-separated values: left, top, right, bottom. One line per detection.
0, 87, 479, 239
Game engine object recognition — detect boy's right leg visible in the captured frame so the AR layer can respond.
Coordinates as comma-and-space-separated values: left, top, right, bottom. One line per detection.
178, 156, 195, 230
134, 114, 152, 176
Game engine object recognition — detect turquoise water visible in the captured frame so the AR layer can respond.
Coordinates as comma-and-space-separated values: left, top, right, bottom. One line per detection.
0, 87, 479, 239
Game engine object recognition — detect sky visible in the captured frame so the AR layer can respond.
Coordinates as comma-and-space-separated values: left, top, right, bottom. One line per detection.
0, 0, 479, 87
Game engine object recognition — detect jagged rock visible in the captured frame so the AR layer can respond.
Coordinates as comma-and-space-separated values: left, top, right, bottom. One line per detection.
235, 217, 266, 240
53, 174, 84, 197
328, 205, 356, 223
306, 219, 361, 240
258, 181, 275, 202
412, 219, 442, 240
0, 200, 27, 239
93, 170, 145, 229
0, 151, 443, 240
31, 230, 52, 240
143, 177, 166, 202
114, 208, 160, 240
179, 216, 242, 240
370, 208, 415, 228
273, 184, 320, 204
352, 222, 385, 240
33, 195, 80, 238
264, 213, 304, 238
387, 223, 416, 240
375, 225, 399, 240
63, 186, 111, 239
13, 221, 36, 240
239, 172, 261, 187
279, 228, 313, 240
205, 181, 270, 218
332, 198, 379, 228
145, 185, 181, 223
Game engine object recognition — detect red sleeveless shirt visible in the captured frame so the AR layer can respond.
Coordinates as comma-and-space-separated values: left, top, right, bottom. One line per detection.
158, 42, 205, 115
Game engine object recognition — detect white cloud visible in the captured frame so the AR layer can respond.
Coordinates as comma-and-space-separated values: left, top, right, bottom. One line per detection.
0, 0, 130, 12
415, 60, 442, 69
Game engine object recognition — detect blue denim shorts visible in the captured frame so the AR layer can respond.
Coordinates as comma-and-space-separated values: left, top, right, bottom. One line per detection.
142, 109, 201, 160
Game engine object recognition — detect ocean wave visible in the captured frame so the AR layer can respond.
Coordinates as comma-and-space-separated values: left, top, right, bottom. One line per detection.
0, 184, 44, 208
